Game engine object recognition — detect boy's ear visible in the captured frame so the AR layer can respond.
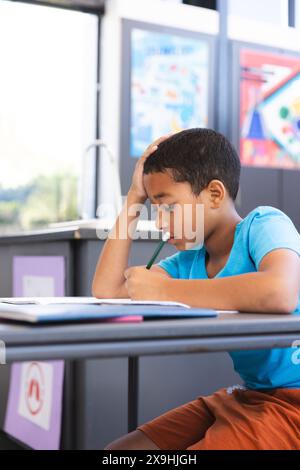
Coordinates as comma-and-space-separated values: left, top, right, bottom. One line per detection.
207, 180, 226, 207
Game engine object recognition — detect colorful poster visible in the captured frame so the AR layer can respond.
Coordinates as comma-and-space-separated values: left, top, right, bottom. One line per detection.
240, 48, 300, 169
131, 28, 210, 157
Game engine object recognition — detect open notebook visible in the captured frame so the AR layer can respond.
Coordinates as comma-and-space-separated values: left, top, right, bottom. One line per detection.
0, 297, 218, 324
0, 297, 191, 308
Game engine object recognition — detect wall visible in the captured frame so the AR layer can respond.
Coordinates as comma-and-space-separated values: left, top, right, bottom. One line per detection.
229, 0, 288, 26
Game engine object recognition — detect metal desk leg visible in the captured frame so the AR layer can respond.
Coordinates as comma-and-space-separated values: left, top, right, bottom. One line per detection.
128, 356, 139, 433
61, 360, 80, 450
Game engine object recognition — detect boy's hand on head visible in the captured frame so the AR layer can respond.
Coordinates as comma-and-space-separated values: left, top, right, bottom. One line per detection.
129, 134, 173, 203
124, 266, 170, 301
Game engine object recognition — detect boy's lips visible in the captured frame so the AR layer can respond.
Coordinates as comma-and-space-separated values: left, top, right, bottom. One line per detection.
167, 236, 178, 244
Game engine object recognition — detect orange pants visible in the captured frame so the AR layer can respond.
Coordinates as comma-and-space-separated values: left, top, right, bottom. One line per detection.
137, 386, 300, 450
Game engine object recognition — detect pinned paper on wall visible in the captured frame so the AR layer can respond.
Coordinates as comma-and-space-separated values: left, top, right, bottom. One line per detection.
4, 256, 66, 449
13, 256, 65, 297
18, 361, 53, 431
4, 361, 64, 450
22, 275, 55, 297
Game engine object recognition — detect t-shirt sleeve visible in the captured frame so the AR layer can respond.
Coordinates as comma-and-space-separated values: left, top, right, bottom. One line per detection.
157, 252, 181, 279
249, 208, 300, 269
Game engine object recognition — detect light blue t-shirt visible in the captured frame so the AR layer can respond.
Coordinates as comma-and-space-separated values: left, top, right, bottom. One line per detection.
158, 206, 300, 390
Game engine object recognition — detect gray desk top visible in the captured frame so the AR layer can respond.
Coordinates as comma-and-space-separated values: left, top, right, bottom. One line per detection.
1, 313, 300, 362
0, 223, 162, 244
0, 227, 115, 243
1, 312, 300, 344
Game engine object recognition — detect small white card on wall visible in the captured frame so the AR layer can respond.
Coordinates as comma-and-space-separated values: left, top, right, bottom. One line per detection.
22, 276, 55, 297
18, 362, 54, 431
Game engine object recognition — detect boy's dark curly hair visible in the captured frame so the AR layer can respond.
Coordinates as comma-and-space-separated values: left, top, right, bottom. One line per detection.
143, 128, 241, 200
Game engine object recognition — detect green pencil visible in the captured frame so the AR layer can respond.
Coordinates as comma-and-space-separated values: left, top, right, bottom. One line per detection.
146, 231, 171, 270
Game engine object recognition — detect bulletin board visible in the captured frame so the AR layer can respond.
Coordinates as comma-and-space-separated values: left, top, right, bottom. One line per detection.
120, 19, 217, 193
234, 44, 300, 169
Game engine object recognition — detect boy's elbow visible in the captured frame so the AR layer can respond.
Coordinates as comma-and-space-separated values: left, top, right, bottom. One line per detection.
264, 282, 299, 314
91, 280, 120, 299
91, 284, 100, 298
92, 288, 102, 299
271, 299, 298, 314
92, 286, 109, 299
91, 280, 106, 299
92, 287, 111, 299
277, 295, 299, 314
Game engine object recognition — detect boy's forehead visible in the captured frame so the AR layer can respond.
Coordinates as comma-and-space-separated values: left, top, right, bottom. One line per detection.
143, 171, 176, 200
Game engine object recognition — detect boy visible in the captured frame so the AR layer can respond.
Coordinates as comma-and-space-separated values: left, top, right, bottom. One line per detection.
92, 129, 300, 450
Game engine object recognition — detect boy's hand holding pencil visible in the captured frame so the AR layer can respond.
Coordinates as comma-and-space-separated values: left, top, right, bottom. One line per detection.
124, 265, 171, 301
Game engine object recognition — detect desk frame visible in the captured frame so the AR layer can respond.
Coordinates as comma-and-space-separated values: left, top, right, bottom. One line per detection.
1, 313, 300, 446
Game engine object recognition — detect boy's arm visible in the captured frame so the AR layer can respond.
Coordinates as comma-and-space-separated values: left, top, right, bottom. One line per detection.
92, 189, 143, 299
92, 189, 170, 299
92, 136, 171, 299
125, 249, 300, 313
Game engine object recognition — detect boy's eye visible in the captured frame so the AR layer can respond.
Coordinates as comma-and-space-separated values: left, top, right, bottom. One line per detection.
164, 204, 176, 213
153, 204, 176, 214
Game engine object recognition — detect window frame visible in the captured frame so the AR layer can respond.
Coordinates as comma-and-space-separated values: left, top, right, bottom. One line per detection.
0, 0, 102, 229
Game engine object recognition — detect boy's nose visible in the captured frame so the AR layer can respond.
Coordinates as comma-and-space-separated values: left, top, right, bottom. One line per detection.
155, 211, 169, 231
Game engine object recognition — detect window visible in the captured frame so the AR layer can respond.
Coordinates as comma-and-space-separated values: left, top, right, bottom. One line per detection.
0, 1, 98, 233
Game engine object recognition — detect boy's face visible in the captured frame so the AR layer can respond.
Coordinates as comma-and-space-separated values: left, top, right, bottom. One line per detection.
144, 170, 215, 251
